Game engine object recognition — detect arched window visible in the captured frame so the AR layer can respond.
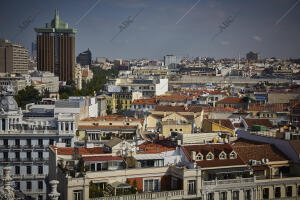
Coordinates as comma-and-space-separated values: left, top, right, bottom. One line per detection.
196, 153, 203, 161
230, 151, 237, 159
219, 152, 227, 160
206, 152, 214, 160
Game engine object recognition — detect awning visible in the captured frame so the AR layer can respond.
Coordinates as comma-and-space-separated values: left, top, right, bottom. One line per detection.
110, 181, 131, 189
206, 167, 250, 174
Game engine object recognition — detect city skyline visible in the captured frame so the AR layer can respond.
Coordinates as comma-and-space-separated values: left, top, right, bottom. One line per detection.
0, 0, 300, 60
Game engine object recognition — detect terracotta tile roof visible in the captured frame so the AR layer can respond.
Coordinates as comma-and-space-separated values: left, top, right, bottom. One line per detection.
248, 103, 289, 112
157, 94, 187, 102
217, 97, 245, 104
82, 156, 123, 162
182, 144, 246, 168
204, 119, 234, 130
244, 118, 273, 128
232, 139, 288, 162
132, 98, 156, 105
78, 125, 137, 130
51, 146, 105, 155
203, 107, 237, 112
138, 141, 176, 154
154, 105, 203, 113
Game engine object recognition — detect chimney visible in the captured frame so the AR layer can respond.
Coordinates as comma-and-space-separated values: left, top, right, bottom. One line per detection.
191, 151, 196, 161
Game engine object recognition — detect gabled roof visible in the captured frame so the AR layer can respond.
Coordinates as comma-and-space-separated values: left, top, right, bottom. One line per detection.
248, 103, 289, 112
232, 139, 288, 162
244, 118, 273, 128
132, 98, 156, 105
217, 97, 246, 104
157, 94, 187, 102
182, 144, 246, 168
137, 140, 176, 154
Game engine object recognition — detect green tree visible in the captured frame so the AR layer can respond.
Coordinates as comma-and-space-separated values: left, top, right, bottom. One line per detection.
89, 183, 104, 198
59, 93, 69, 99
14, 86, 42, 109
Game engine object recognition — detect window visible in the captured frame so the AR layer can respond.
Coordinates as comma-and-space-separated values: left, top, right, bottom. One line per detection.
38, 195, 43, 200
286, 186, 292, 197
97, 163, 101, 171
3, 139, 8, 146
27, 166, 31, 174
49, 139, 54, 146
15, 182, 20, 190
38, 166, 43, 174
220, 192, 227, 200
207, 192, 214, 200
144, 179, 160, 192
230, 152, 237, 159
233, 191, 239, 200
38, 181, 43, 190
38, 139, 43, 146
15, 166, 20, 175
91, 163, 95, 171
73, 190, 83, 200
15, 139, 20, 146
26, 152, 31, 159
245, 190, 251, 200
26, 139, 31, 146
188, 180, 196, 195
38, 152, 43, 159
171, 177, 178, 190
26, 181, 32, 191
3, 152, 8, 160
263, 188, 269, 199
219, 152, 226, 160
170, 129, 173, 131
206, 152, 214, 160
15, 152, 20, 159
196, 153, 203, 161
109, 123, 112, 126
275, 187, 281, 198
298, 185, 300, 196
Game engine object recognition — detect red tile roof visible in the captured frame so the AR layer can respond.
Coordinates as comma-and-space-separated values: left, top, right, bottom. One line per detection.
51, 146, 105, 155
132, 98, 156, 105
248, 103, 289, 112
217, 97, 245, 103
244, 118, 273, 128
232, 139, 288, 162
182, 144, 246, 168
81, 115, 141, 122
154, 105, 203, 113
138, 141, 176, 154
82, 156, 123, 162
157, 94, 187, 102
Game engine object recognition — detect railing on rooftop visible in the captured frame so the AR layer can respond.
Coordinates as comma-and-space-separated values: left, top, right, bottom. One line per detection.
90, 190, 184, 200
202, 177, 255, 186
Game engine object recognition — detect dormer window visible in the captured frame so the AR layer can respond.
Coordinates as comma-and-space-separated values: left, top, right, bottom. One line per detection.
219, 152, 226, 160
196, 153, 203, 161
230, 151, 237, 159
206, 152, 214, 160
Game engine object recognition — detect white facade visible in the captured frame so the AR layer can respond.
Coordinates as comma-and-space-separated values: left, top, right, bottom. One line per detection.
155, 78, 168, 96
88, 97, 98, 118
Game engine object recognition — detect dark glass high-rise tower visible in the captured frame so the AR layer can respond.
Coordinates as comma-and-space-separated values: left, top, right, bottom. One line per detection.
35, 9, 76, 81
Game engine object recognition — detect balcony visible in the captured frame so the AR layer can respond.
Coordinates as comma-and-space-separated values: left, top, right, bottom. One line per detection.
35, 157, 46, 163
23, 145, 33, 150
90, 190, 184, 200
12, 145, 22, 150
202, 177, 255, 188
0, 158, 10, 163
0, 145, 10, 150
11, 158, 22, 163
22, 157, 34, 163
35, 145, 45, 150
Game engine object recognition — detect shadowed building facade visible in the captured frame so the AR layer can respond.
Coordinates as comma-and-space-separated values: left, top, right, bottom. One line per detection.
35, 9, 76, 81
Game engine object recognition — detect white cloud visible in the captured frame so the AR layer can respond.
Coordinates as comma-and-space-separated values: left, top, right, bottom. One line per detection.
253, 35, 262, 41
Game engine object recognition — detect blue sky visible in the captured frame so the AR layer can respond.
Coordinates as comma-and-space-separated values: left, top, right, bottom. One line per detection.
1, 0, 300, 60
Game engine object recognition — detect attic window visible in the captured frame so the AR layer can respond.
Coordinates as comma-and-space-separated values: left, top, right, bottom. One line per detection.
219, 152, 226, 160
206, 152, 214, 160
230, 152, 237, 159
196, 153, 203, 161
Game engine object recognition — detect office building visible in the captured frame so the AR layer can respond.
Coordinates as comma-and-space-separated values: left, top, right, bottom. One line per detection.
35, 9, 76, 81
164, 55, 181, 67
0, 39, 28, 74
76, 49, 91, 66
